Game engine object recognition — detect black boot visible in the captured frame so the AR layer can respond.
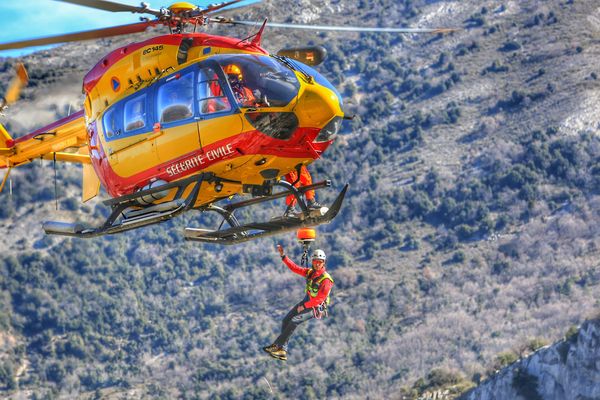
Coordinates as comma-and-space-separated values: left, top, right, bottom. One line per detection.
307, 199, 322, 210
283, 205, 297, 217
269, 345, 287, 361
263, 344, 278, 353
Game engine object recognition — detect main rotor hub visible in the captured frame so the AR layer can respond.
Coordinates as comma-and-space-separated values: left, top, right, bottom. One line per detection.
168, 2, 196, 14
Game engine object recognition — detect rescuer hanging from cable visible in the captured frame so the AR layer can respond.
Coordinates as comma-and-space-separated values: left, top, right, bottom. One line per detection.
263, 244, 334, 361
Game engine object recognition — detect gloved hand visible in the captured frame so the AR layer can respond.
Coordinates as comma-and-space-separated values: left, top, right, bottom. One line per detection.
277, 244, 285, 258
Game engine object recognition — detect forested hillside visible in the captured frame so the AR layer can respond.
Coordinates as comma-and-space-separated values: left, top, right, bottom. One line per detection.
0, 0, 599, 398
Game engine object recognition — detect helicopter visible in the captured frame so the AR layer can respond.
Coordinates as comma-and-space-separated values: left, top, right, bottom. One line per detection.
0, 0, 452, 245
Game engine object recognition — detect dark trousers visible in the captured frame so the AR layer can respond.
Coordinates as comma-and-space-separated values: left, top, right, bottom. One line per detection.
274, 298, 314, 351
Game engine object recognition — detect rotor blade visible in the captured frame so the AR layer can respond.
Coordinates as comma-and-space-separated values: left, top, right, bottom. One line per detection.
0, 21, 157, 51
53, 0, 162, 16
4, 64, 29, 104
211, 19, 456, 34
202, 0, 244, 15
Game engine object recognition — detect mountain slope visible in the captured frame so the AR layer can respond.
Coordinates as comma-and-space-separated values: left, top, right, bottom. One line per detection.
0, 0, 598, 399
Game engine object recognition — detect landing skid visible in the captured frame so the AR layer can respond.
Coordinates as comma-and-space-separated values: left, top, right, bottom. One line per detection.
42, 172, 348, 245
185, 181, 348, 245
43, 173, 214, 238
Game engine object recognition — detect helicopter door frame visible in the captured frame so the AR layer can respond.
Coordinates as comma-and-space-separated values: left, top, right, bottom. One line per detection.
194, 59, 244, 151
150, 66, 202, 164
100, 93, 160, 174
195, 59, 240, 120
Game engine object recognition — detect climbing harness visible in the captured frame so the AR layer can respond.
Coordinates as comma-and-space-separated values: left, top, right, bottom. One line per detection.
312, 303, 328, 319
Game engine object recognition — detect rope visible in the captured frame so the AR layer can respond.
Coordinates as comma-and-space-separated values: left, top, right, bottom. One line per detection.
263, 377, 273, 394
53, 152, 58, 210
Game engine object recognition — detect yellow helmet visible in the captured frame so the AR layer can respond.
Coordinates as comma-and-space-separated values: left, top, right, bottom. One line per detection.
223, 64, 242, 77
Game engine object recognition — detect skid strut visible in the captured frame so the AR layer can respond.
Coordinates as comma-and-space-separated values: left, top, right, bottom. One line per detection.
185, 181, 349, 245
43, 173, 214, 238
42, 172, 348, 244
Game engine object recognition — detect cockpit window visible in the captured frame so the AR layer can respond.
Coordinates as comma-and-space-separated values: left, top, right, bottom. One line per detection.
215, 55, 300, 108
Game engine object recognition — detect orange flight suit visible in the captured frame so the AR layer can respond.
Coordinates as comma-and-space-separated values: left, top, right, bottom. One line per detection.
284, 165, 315, 206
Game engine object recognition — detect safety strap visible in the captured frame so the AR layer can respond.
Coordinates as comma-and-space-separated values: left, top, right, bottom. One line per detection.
312, 303, 328, 320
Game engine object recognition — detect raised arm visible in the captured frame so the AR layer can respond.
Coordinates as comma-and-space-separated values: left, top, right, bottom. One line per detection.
277, 244, 309, 277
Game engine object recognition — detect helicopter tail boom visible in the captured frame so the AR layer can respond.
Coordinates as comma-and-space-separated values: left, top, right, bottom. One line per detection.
0, 124, 13, 153
0, 110, 97, 201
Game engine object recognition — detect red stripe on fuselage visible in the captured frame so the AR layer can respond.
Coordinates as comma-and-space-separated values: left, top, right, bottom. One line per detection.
93, 126, 332, 198
83, 33, 268, 94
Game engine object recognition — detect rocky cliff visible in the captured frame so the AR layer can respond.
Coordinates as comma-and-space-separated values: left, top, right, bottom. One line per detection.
460, 319, 600, 400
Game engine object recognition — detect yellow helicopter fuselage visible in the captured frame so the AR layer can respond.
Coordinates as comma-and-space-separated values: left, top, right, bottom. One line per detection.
82, 33, 343, 207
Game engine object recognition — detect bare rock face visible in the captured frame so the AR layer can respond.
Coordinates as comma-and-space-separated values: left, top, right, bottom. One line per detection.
460, 319, 600, 400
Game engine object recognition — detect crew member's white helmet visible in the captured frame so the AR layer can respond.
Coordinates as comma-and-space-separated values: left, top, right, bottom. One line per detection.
312, 249, 327, 261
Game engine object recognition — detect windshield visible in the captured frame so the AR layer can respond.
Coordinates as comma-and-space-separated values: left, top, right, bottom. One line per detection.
214, 54, 300, 108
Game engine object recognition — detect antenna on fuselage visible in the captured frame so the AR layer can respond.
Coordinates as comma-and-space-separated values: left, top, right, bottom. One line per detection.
235, 18, 268, 46
251, 19, 268, 47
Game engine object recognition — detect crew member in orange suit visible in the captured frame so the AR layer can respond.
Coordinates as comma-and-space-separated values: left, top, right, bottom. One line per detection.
283, 165, 321, 217
223, 64, 257, 107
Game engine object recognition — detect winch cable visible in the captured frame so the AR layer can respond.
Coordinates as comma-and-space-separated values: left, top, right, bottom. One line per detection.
53, 152, 58, 210
301, 241, 311, 268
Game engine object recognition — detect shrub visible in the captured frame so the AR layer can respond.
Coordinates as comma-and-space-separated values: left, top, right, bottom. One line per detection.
427, 368, 463, 388
455, 224, 477, 240
45, 362, 66, 384
0, 362, 16, 390
499, 41, 521, 52
484, 60, 509, 74
495, 351, 518, 369
465, 15, 486, 28
526, 337, 549, 352
406, 190, 434, 219
451, 251, 466, 264
411, 368, 474, 397
564, 325, 579, 341
402, 234, 419, 251
495, 214, 510, 230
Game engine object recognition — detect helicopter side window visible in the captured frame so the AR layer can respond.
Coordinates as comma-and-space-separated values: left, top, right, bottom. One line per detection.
157, 72, 194, 124
197, 67, 231, 115
103, 107, 120, 139
124, 94, 146, 132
